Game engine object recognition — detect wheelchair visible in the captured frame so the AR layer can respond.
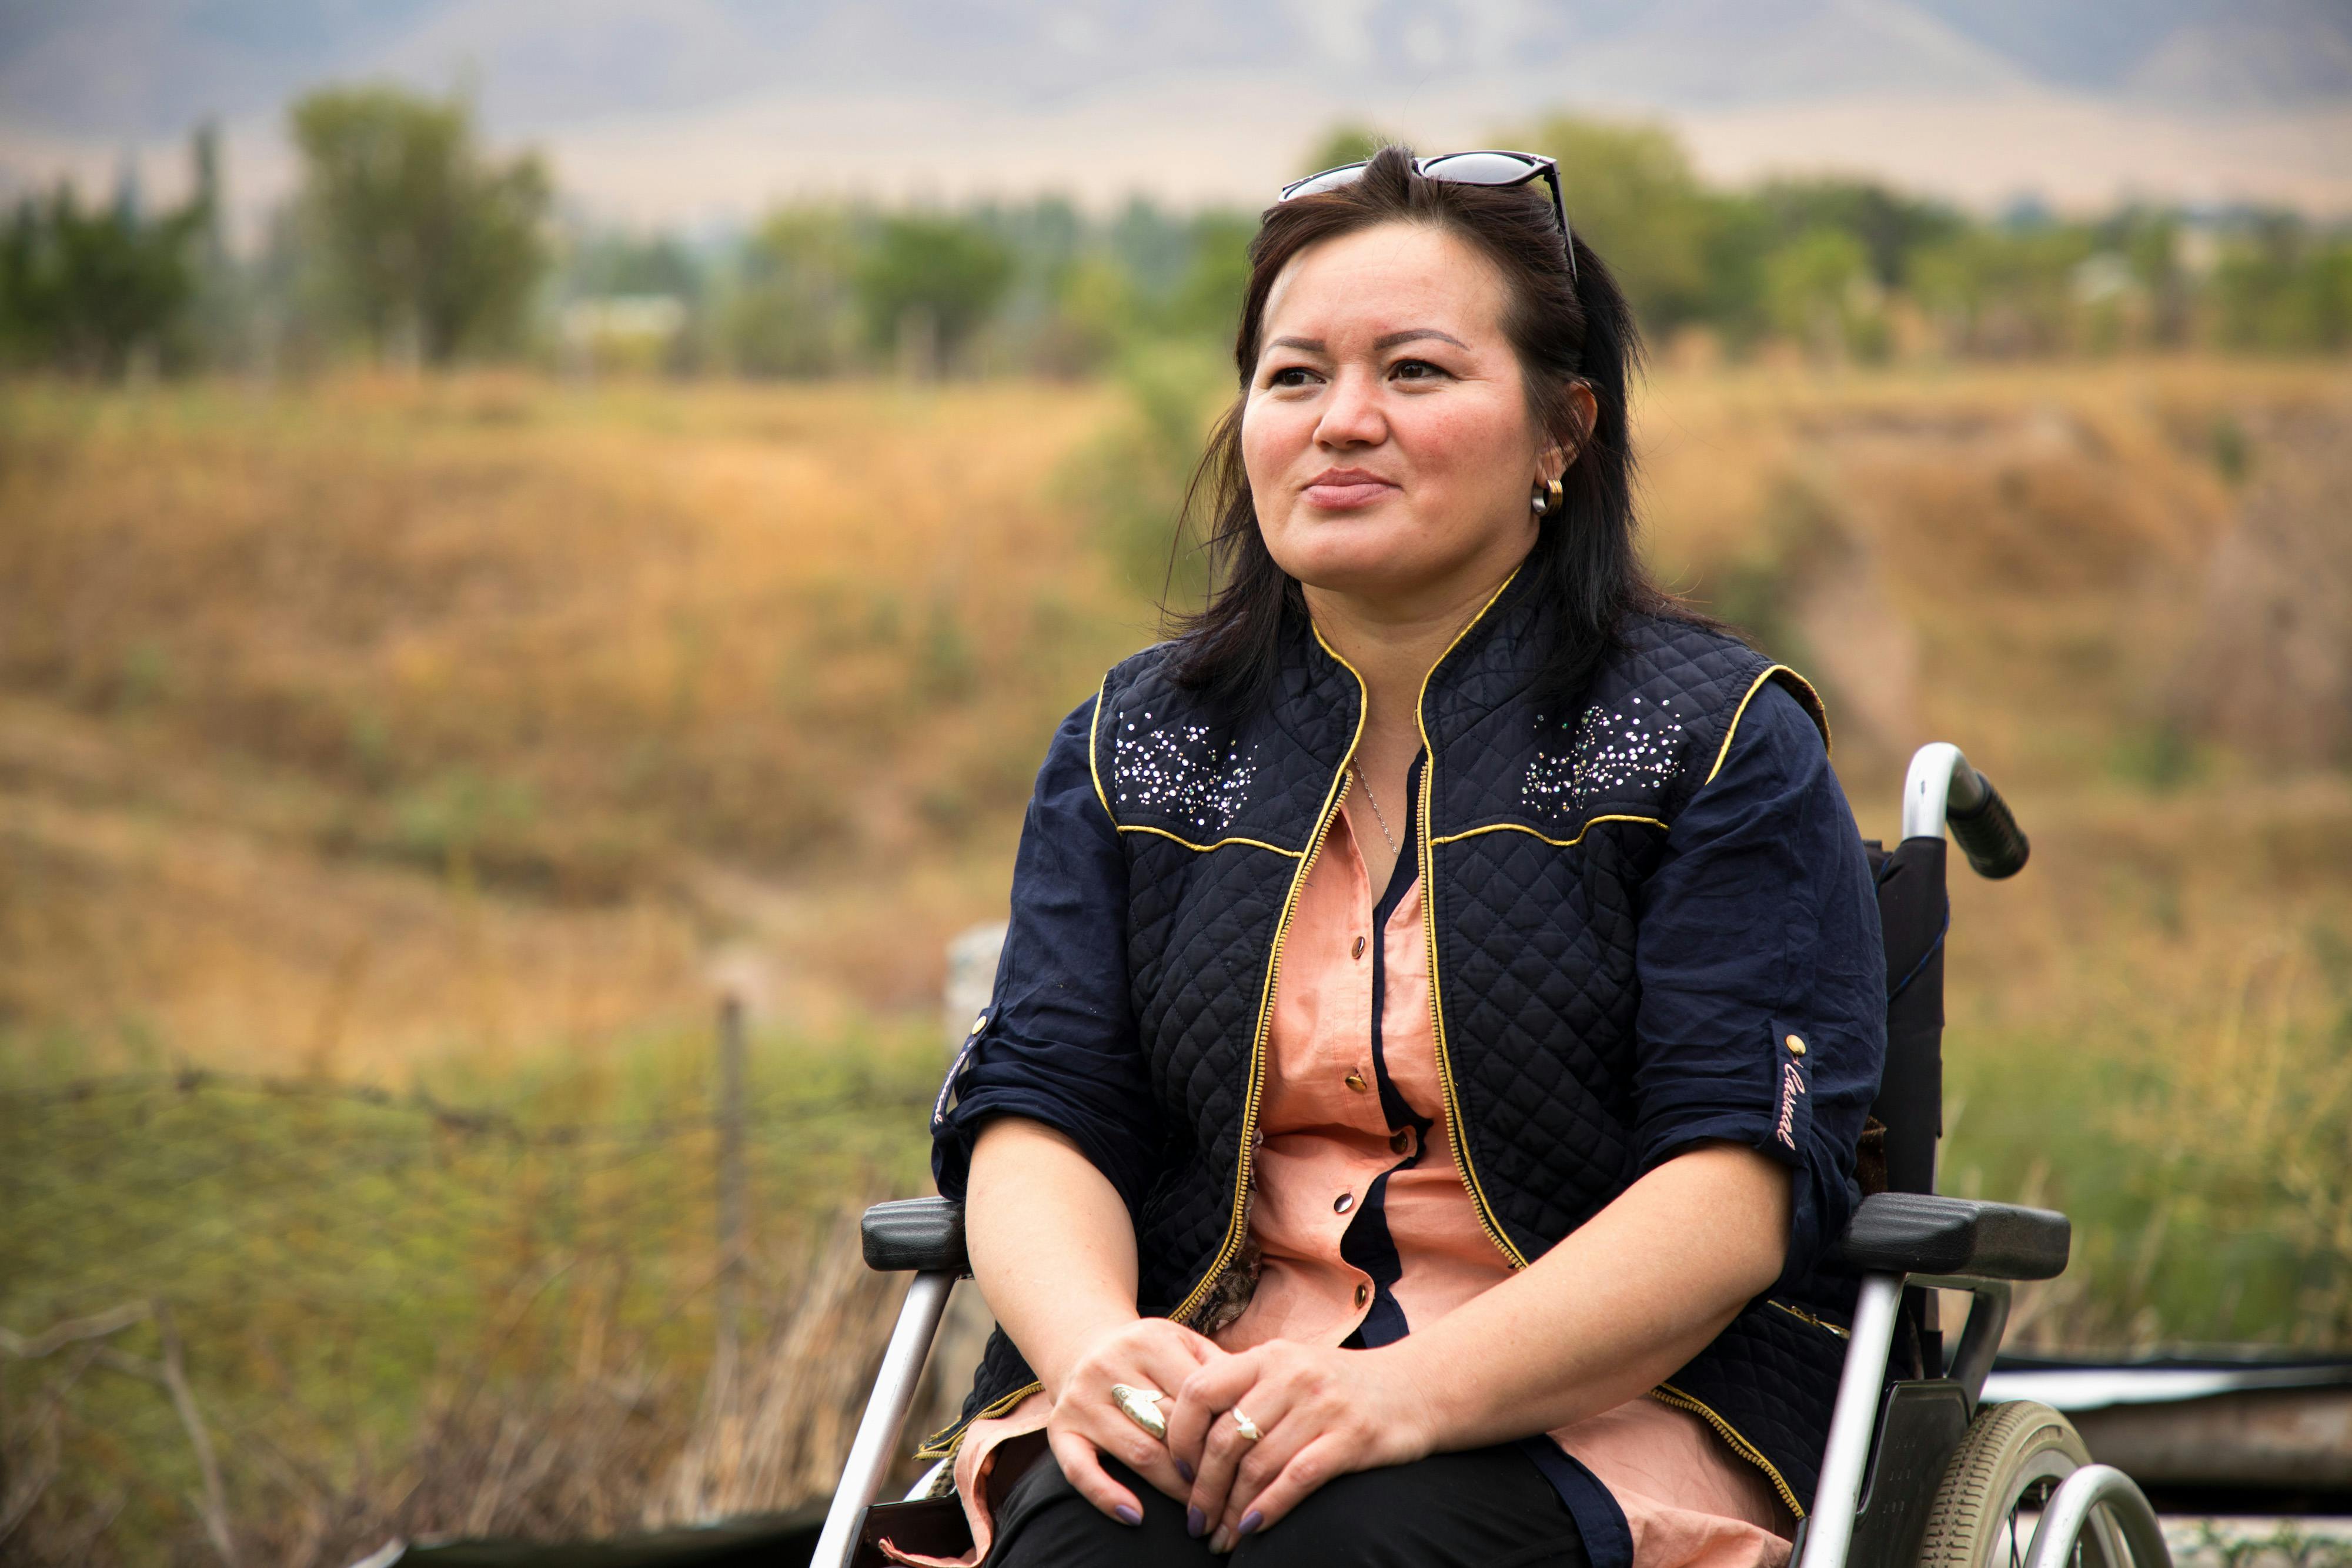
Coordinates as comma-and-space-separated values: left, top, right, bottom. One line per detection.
809, 743, 2176, 1568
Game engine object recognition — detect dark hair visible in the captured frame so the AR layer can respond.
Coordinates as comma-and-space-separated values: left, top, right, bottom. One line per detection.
1167, 143, 1684, 712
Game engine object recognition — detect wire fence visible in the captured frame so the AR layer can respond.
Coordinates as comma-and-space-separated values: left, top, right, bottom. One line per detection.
0, 1004, 963, 1568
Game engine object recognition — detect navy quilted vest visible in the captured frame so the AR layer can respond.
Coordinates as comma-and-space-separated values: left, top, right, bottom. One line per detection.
933, 569, 1857, 1517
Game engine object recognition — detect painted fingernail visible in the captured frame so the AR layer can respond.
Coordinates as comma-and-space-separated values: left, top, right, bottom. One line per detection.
1240, 1510, 1264, 1536
1175, 1457, 1194, 1482
1210, 1530, 1233, 1554
1115, 1503, 1142, 1526
1187, 1505, 1207, 1537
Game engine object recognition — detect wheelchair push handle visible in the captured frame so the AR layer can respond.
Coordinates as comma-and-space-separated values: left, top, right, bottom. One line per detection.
1947, 775, 2029, 881
1903, 743, 2029, 880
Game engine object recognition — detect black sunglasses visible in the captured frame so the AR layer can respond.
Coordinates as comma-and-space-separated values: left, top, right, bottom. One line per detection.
1277, 149, 1575, 281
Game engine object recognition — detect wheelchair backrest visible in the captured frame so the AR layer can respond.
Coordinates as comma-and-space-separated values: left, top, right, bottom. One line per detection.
1865, 835, 1949, 1197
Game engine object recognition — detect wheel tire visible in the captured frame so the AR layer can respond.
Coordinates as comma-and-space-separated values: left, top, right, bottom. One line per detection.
1916, 1400, 2110, 1568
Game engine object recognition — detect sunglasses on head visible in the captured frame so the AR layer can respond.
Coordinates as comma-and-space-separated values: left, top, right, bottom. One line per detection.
1277, 149, 1576, 281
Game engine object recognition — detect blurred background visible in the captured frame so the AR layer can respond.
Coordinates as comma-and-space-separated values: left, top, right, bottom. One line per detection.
2, 4, 2348, 1564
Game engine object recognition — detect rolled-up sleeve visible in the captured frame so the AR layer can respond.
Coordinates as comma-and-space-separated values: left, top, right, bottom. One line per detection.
1631, 680, 1886, 1289
930, 695, 1160, 1213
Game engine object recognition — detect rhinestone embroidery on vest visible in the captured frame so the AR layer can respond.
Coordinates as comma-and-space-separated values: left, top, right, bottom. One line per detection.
1112, 710, 1261, 833
1523, 694, 1688, 812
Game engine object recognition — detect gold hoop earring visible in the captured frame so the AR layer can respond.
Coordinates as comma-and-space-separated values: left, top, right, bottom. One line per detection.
1531, 476, 1565, 517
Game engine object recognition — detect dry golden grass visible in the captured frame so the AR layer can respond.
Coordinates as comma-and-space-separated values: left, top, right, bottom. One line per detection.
0, 373, 1148, 1074
2, 358, 2349, 1345
4, 359, 2351, 1564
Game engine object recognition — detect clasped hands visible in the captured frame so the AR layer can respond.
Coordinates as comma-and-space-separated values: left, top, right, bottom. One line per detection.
1045, 1316, 1439, 1553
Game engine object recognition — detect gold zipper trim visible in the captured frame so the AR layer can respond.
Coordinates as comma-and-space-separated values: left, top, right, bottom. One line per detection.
1164, 657, 1365, 1328
1114, 824, 1304, 857
1086, 675, 1115, 820
1769, 1299, 1851, 1339
1705, 666, 1830, 785
1649, 1383, 1805, 1519
915, 1378, 1044, 1462
1412, 570, 1531, 1271
1428, 814, 1670, 850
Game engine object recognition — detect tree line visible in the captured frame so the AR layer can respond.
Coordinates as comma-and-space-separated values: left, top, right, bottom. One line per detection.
3, 87, 2349, 381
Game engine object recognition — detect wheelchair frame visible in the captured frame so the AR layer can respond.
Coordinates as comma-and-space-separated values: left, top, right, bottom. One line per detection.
810, 744, 2174, 1568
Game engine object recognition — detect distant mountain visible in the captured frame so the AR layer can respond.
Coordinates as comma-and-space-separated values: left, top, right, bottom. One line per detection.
2127, 2, 2352, 106
9, 0, 2350, 142
1524, 0, 2033, 105
4, 0, 2349, 220
1917, 0, 2352, 101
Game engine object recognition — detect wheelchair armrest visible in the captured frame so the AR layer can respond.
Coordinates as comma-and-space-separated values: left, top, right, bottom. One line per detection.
863, 1197, 970, 1275
1835, 1192, 2070, 1281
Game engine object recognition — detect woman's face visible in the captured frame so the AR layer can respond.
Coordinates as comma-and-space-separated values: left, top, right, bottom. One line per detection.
1241, 220, 1561, 609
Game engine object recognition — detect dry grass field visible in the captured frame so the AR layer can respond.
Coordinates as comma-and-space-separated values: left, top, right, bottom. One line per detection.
0, 376, 1145, 1074
2, 359, 2348, 1561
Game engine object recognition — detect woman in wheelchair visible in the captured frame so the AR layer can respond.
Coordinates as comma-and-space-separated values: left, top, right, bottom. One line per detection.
921, 146, 1887, 1568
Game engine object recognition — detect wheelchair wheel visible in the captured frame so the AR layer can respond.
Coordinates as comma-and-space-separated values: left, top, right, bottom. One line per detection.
1916, 1400, 2119, 1568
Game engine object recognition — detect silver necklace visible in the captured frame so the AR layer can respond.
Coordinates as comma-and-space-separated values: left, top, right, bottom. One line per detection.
1356, 771, 1400, 856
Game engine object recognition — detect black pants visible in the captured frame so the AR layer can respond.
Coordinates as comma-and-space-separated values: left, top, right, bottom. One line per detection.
983, 1444, 1589, 1568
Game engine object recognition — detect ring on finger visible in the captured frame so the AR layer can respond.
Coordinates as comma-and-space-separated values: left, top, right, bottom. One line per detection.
1110, 1383, 1168, 1442
1231, 1406, 1263, 1443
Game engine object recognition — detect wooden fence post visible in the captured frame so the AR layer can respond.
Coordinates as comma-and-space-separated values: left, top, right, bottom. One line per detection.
714, 992, 747, 1405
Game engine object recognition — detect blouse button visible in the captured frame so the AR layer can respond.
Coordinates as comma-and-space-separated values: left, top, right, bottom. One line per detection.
1334, 1191, 1354, 1215
1354, 1282, 1370, 1308
1785, 1034, 1808, 1056
1351, 935, 1367, 960
1389, 1129, 1411, 1155
1344, 1070, 1368, 1092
